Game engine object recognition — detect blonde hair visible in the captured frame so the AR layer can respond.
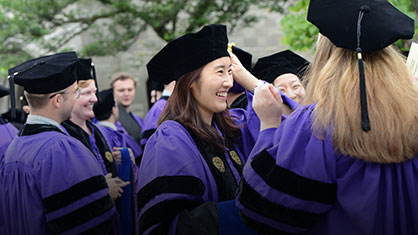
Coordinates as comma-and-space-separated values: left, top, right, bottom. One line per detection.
78, 79, 95, 88
303, 35, 418, 163
110, 72, 136, 88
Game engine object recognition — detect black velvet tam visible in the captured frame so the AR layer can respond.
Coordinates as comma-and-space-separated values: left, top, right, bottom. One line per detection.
252, 50, 309, 83
307, 0, 414, 51
9, 52, 79, 94
77, 58, 94, 81
147, 24, 230, 84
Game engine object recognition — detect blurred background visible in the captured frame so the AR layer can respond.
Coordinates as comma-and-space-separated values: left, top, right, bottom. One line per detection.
0, 0, 416, 118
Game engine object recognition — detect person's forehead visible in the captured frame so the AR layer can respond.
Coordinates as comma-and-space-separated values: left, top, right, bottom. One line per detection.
205, 56, 231, 69
114, 79, 135, 88
274, 73, 300, 85
82, 81, 97, 91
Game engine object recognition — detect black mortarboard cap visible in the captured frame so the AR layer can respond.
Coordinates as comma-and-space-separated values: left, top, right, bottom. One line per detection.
77, 58, 100, 97
0, 85, 9, 98
77, 58, 95, 81
8, 51, 79, 118
9, 52, 79, 94
93, 88, 115, 118
147, 24, 230, 84
307, 0, 414, 52
308, 0, 414, 132
252, 50, 309, 84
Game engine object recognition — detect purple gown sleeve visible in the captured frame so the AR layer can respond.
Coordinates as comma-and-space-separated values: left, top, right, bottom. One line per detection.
140, 98, 167, 147
237, 104, 337, 233
0, 123, 18, 161
228, 89, 299, 161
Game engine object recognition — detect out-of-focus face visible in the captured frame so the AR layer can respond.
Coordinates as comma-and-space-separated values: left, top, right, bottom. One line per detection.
113, 79, 136, 109
191, 56, 233, 123
273, 73, 306, 103
72, 81, 97, 121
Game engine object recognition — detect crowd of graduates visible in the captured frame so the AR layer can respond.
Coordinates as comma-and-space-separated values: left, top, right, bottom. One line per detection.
1, 0, 418, 234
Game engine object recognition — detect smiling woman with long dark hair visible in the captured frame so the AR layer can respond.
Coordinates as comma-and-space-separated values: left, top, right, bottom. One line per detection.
137, 24, 261, 235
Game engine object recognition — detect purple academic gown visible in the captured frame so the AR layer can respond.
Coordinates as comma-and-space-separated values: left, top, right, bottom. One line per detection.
140, 97, 168, 148
0, 124, 115, 235
137, 91, 261, 235
236, 103, 418, 235
97, 124, 143, 162
96, 123, 141, 189
0, 120, 18, 161
62, 121, 136, 235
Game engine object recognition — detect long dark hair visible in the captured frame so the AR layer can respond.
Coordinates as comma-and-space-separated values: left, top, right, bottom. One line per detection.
158, 66, 241, 152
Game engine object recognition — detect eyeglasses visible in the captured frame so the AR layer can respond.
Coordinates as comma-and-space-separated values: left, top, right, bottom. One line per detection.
49, 87, 81, 99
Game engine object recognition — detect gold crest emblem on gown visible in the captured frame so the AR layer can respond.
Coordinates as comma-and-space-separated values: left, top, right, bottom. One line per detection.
212, 157, 225, 172
105, 151, 113, 163
229, 150, 242, 165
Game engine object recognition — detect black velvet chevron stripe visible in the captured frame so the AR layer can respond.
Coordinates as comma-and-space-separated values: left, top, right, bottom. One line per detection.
139, 199, 202, 234
137, 175, 205, 212
43, 175, 108, 213
141, 128, 157, 139
251, 149, 337, 205
46, 195, 114, 234
238, 179, 325, 229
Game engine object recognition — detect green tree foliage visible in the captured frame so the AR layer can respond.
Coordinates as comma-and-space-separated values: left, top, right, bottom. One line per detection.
0, 0, 288, 77
281, 0, 417, 52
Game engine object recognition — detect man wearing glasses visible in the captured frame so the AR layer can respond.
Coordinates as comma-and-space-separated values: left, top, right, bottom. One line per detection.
0, 52, 116, 235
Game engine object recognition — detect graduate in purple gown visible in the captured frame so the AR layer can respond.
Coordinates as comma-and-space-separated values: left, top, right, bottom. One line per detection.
94, 88, 143, 163
61, 58, 130, 234
61, 58, 119, 177
140, 80, 175, 150
252, 49, 309, 104
0, 85, 18, 160
110, 72, 144, 145
138, 24, 263, 235
236, 1, 418, 234
0, 52, 116, 235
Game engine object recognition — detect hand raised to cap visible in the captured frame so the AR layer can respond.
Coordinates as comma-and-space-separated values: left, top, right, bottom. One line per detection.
253, 83, 283, 131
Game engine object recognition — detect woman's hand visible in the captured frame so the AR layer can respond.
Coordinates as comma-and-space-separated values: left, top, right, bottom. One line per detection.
253, 83, 283, 131
229, 51, 261, 92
